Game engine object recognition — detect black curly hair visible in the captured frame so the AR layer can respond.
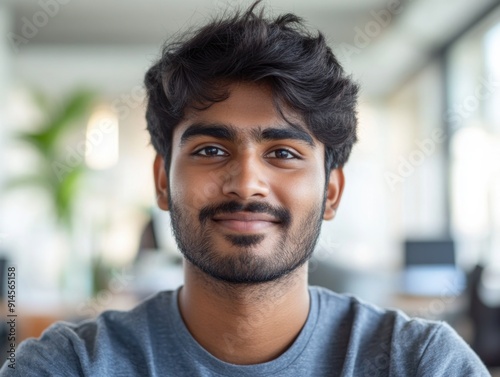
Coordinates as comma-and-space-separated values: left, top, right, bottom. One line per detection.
144, 1, 359, 179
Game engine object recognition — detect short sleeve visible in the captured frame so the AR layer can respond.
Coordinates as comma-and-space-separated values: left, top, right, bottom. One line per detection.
416, 322, 490, 377
0, 323, 83, 377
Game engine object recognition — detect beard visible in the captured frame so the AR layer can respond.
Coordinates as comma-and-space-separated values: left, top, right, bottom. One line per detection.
168, 195, 325, 285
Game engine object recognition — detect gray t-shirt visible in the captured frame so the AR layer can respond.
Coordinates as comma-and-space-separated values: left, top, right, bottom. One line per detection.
0, 286, 489, 376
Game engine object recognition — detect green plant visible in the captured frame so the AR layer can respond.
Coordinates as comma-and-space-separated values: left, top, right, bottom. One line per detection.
4, 89, 96, 229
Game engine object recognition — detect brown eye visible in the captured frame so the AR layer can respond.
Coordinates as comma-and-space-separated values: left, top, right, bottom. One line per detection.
268, 149, 297, 159
195, 146, 227, 157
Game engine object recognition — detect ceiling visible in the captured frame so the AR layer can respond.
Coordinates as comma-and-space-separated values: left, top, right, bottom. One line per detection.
3, 0, 500, 97
8, 0, 396, 45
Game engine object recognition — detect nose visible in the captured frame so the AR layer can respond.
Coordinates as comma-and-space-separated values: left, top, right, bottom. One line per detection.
221, 151, 270, 200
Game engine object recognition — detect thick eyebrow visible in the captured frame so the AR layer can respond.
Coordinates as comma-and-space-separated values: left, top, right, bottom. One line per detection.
179, 122, 316, 148
179, 124, 237, 146
256, 127, 315, 148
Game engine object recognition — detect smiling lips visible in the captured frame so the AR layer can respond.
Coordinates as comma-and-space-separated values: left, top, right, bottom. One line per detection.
212, 212, 280, 233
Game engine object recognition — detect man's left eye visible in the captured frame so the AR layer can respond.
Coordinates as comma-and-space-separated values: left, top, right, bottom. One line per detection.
268, 149, 297, 159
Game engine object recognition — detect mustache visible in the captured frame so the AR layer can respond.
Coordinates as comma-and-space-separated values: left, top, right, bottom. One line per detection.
199, 200, 291, 227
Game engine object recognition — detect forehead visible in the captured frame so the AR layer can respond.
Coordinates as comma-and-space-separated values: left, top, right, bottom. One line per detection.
173, 81, 318, 144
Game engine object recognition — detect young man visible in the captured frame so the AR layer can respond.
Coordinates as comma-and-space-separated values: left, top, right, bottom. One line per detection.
2, 2, 489, 376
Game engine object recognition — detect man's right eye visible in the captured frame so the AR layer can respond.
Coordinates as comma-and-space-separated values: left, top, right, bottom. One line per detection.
194, 146, 228, 157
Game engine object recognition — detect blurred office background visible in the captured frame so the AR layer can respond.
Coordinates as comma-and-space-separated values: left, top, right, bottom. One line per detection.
1, 0, 500, 370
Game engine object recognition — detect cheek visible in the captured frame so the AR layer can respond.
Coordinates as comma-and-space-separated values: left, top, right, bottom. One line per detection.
171, 168, 220, 212
273, 169, 325, 211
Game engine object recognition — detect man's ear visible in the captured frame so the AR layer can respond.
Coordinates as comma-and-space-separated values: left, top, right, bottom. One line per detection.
323, 168, 345, 221
153, 154, 169, 211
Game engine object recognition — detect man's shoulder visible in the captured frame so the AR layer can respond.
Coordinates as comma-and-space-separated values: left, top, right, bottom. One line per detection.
311, 284, 438, 326
311, 285, 448, 344
61, 289, 175, 342
309, 285, 489, 376
0, 290, 177, 376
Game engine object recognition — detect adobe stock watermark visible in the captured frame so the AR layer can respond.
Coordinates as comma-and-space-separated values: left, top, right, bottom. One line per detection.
444, 75, 500, 128
412, 278, 463, 320
76, 268, 133, 318
363, 341, 392, 375
188, 160, 243, 211
362, 278, 461, 374
51, 118, 117, 182
7, 0, 72, 53
337, 0, 408, 63
383, 75, 499, 192
384, 129, 445, 191
111, 85, 146, 119
316, 234, 341, 259
309, 236, 341, 273
222, 285, 288, 354
50, 84, 145, 182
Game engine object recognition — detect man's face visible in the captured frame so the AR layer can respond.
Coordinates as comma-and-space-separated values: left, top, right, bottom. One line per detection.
155, 81, 343, 284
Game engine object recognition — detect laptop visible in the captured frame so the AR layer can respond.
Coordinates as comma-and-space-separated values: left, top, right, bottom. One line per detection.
401, 239, 465, 296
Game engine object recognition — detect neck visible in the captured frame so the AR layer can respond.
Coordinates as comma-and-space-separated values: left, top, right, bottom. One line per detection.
178, 261, 310, 365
